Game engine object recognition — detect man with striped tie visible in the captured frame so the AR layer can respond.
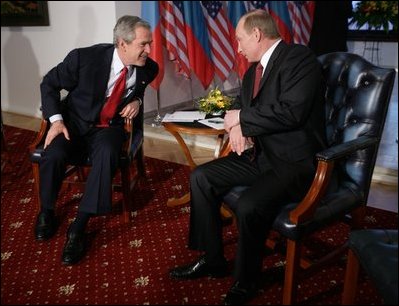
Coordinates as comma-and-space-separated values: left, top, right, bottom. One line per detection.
35, 15, 158, 265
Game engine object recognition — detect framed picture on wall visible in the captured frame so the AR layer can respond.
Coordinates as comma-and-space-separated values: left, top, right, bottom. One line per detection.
1, 1, 49, 27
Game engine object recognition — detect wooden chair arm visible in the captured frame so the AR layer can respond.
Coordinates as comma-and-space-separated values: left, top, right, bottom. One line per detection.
289, 160, 334, 224
219, 137, 231, 157
122, 118, 133, 156
28, 119, 48, 154
29, 118, 134, 156
289, 135, 380, 225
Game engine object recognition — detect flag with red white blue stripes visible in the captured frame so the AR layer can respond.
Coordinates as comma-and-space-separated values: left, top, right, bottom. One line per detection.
159, 1, 191, 78
201, 1, 235, 81
287, 1, 315, 45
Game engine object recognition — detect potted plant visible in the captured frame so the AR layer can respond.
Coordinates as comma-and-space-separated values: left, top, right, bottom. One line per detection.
197, 87, 233, 116
350, 1, 398, 33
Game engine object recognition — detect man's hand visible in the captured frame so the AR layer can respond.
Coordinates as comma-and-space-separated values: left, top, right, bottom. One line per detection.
44, 120, 69, 149
119, 99, 140, 119
229, 125, 247, 156
224, 109, 240, 132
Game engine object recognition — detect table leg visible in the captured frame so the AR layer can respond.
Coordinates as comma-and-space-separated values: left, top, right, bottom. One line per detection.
167, 129, 197, 170
167, 192, 191, 207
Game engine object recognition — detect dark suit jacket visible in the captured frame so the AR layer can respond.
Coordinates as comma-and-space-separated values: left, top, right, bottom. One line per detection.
40, 43, 159, 135
235, 41, 327, 195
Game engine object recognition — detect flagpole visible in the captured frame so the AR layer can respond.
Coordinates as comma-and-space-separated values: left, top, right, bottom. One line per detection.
189, 78, 195, 108
152, 89, 162, 127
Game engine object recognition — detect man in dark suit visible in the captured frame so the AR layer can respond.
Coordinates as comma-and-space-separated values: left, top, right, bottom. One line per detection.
35, 15, 158, 265
169, 10, 326, 305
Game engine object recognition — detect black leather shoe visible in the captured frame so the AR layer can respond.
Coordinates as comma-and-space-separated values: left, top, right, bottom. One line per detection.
169, 256, 228, 279
34, 212, 58, 241
61, 229, 87, 265
223, 281, 258, 305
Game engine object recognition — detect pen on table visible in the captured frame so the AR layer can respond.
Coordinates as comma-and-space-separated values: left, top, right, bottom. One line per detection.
208, 119, 223, 123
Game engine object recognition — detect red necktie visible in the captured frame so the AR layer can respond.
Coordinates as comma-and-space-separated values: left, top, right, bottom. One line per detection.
99, 67, 128, 127
252, 62, 263, 98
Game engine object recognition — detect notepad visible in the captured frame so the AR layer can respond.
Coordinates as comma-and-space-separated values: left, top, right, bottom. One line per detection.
162, 111, 206, 122
198, 118, 224, 129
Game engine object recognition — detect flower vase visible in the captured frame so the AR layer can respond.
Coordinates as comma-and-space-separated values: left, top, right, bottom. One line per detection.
210, 110, 223, 116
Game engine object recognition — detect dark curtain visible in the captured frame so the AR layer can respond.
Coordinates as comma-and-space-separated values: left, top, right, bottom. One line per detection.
308, 1, 353, 56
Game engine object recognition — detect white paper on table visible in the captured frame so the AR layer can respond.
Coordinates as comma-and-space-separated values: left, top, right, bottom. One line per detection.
198, 118, 225, 129
162, 111, 206, 122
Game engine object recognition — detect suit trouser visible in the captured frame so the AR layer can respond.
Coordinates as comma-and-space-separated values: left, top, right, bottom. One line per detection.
189, 151, 300, 284
39, 126, 125, 215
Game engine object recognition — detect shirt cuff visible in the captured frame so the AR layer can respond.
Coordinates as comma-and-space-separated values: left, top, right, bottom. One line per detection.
49, 114, 63, 123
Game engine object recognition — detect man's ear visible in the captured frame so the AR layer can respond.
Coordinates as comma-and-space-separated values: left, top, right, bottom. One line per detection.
253, 27, 261, 42
119, 39, 126, 49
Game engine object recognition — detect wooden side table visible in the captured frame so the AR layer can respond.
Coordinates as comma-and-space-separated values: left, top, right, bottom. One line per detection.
162, 121, 232, 219
162, 121, 227, 171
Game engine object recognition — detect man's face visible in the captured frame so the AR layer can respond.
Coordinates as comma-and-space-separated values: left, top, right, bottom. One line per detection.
235, 19, 258, 63
122, 26, 153, 66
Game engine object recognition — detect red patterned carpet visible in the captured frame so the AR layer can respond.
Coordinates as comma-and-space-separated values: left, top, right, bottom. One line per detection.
1, 125, 397, 305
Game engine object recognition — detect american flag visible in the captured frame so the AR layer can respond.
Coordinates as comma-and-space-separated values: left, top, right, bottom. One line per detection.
159, 1, 191, 78
246, 1, 270, 13
287, 1, 315, 45
201, 1, 234, 81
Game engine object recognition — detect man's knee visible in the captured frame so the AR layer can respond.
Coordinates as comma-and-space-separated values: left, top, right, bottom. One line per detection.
190, 165, 209, 188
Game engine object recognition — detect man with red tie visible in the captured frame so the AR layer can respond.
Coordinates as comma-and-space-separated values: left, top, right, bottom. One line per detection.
169, 10, 326, 305
35, 15, 158, 265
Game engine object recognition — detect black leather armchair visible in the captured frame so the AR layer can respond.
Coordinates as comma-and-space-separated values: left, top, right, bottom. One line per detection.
223, 52, 396, 304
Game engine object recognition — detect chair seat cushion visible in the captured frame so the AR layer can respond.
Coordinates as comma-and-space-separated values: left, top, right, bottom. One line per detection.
223, 183, 363, 241
349, 229, 398, 305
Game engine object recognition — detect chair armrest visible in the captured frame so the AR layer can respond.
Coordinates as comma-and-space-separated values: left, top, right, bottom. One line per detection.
28, 119, 48, 155
219, 138, 231, 157
316, 136, 379, 161
30, 118, 137, 160
289, 135, 379, 224
123, 118, 133, 156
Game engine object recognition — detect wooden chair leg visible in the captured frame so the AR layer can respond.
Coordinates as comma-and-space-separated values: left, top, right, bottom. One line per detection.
137, 147, 145, 177
282, 239, 301, 305
342, 248, 360, 305
121, 167, 132, 224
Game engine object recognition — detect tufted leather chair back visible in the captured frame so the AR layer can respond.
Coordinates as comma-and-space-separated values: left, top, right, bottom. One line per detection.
320, 52, 395, 203
273, 53, 396, 239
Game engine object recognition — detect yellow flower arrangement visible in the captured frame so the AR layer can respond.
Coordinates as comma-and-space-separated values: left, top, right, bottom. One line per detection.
197, 87, 233, 115
351, 1, 398, 33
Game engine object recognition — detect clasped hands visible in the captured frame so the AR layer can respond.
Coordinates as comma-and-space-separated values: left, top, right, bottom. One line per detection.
224, 109, 253, 156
